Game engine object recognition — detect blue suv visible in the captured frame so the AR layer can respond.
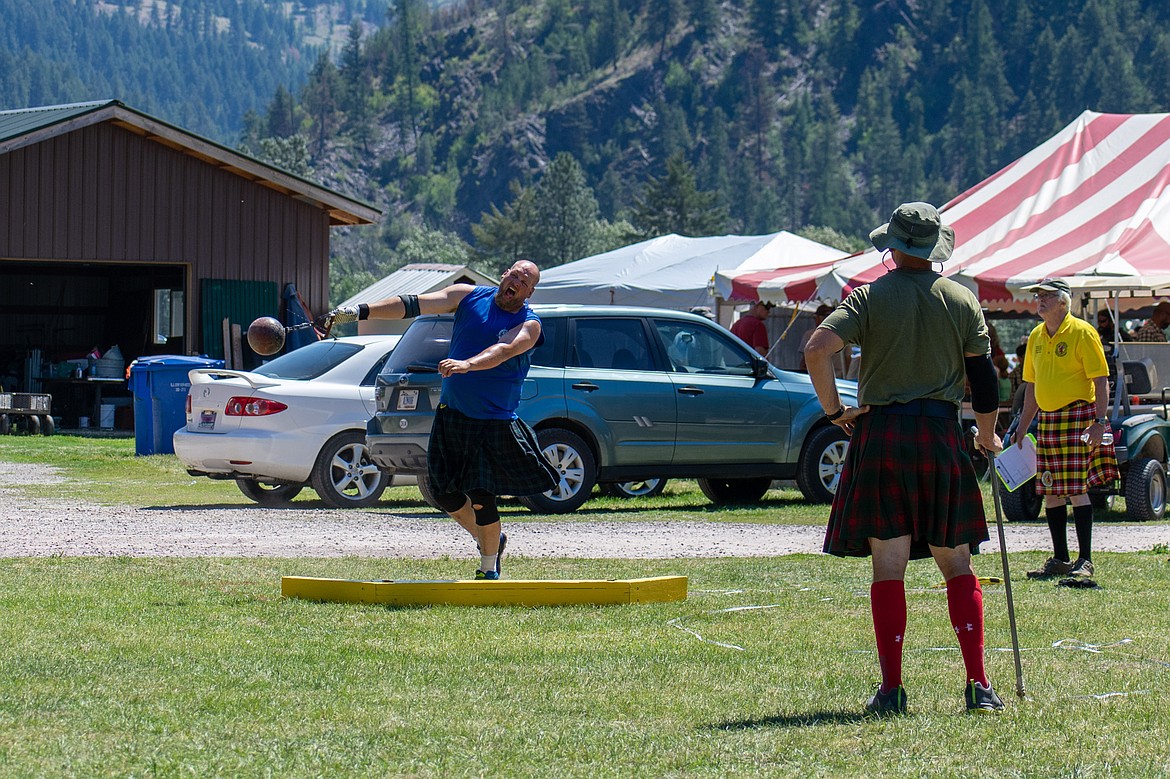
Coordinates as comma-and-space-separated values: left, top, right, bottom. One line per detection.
367, 305, 858, 513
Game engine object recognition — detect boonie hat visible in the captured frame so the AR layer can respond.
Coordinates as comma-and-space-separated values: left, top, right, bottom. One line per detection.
1027, 278, 1071, 296
870, 202, 954, 262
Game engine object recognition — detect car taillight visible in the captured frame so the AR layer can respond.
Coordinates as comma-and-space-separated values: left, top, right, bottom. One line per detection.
224, 397, 288, 416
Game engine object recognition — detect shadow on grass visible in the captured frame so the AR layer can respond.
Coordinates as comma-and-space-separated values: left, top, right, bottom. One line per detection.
140, 500, 439, 512
529, 496, 822, 517
709, 710, 869, 729
140, 494, 820, 515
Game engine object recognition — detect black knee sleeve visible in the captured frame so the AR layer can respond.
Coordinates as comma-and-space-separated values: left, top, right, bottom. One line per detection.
433, 490, 468, 514
467, 489, 500, 526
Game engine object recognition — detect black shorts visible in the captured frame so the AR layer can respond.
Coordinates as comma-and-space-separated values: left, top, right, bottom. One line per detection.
427, 405, 559, 497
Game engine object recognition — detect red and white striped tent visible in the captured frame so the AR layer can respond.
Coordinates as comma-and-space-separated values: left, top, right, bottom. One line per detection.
733, 111, 1170, 307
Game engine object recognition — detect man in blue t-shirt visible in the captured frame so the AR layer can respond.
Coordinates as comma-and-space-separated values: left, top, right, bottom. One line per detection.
324, 260, 557, 580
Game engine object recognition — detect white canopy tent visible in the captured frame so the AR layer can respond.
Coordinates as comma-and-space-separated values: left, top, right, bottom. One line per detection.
535, 231, 844, 318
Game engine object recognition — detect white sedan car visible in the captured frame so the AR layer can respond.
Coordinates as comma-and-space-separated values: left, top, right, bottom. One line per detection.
174, 335, 402, 507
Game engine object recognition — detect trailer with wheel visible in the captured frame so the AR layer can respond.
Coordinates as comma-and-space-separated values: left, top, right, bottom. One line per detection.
0, 392, 55, 435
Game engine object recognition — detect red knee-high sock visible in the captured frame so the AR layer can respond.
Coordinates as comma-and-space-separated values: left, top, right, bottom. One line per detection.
871, 580, 907, 694
946, 573, 989, 688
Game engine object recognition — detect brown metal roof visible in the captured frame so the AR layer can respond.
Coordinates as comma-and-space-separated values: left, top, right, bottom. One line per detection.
0, 100, 381, 226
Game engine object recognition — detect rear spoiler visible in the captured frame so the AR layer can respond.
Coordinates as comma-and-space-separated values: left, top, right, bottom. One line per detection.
188, 368, 281, 390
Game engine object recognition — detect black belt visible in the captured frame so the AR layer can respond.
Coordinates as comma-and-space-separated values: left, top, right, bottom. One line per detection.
869, 399, 958, 419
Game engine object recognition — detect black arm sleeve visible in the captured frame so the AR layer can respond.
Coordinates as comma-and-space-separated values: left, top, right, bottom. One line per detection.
965, 354, 999, 414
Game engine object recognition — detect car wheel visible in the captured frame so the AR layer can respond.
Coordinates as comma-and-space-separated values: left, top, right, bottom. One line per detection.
416, 471, 443, 510
236, 478, 304, 505
518, 428, 597, 514
998, 479, 1042, 522
311, 430, 390, 508
1124, 456, 1167, 522
602, 479, 667, 499
697, 477, 772, 504
795, 425, 850, 503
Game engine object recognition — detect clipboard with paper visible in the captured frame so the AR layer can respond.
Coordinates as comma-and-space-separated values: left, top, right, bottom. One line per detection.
993, 433, 1037, 492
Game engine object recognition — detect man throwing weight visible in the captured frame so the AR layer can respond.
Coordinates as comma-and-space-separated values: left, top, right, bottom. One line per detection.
804, 202, 1006, 715
322, 260, 557, 580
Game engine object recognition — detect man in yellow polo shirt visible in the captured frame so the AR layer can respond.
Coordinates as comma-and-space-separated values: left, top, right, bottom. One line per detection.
1016, 278, 1118, 584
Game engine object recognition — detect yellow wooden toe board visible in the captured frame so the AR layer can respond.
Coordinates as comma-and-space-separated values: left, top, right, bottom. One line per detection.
281, 575, 687, 607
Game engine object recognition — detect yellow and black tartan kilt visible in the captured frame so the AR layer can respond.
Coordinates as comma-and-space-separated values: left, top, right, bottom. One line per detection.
427, 404, 559, 497
1035, 399, 1119, 496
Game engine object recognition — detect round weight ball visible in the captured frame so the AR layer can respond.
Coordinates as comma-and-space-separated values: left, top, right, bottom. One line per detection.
247, 316, 286, 356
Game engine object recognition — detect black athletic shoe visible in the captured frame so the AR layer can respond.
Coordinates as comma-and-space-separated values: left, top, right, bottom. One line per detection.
496, 532, 507, 576
865, 685, 908, 716
965, 681, 1005, 712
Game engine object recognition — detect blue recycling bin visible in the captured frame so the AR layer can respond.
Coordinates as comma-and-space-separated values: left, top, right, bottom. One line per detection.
129, 355, 223, 456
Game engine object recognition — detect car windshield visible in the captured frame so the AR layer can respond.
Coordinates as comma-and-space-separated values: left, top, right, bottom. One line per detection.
383, 317, 454, 372
252, 340, 365, 380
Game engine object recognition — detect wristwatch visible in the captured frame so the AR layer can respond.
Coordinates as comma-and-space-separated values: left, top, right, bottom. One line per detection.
1095, 417, 1107, 425
826, 406, 846, 422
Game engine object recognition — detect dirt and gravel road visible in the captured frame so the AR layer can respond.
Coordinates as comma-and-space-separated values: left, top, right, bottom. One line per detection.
2, 461, 1166, 559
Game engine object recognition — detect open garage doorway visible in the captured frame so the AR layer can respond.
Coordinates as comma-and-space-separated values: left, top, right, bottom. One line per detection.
0, 260, 187, 427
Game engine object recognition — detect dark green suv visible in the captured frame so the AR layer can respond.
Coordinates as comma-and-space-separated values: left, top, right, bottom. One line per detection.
367, 305, 858, 513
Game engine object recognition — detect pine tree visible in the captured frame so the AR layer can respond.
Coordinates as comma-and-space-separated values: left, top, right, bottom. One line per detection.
531, 153, 603, 266
302, 52, 343, 158
471, 182, 539, 272
631, 152, 728, 238
265, 85, 299, 139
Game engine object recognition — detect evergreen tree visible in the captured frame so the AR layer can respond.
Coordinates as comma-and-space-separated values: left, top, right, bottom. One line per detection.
302, 52, 344, 158
631, 152, 728, 238
804, 96, 854, 232
266, 85, 299, 139
686, 0, 719, 43
471, 182, 539, 271
940, 0, 1014, 189
645, 0, 681, 59
531, 152, 603, 266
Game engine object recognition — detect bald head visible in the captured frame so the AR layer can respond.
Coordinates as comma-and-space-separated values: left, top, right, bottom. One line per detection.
495, 260, 540, 312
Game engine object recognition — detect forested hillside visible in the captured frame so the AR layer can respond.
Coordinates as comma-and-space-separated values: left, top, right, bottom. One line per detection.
4, 0, 1170, 305
0, 0, 387, 141
247, 0, 1170, 301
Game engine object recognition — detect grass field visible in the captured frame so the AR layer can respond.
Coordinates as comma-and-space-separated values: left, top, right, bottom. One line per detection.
1, 435, 1169, 777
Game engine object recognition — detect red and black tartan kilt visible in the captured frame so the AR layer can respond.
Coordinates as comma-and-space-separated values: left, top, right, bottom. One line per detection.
823, 413, 989, 559
1035, 400, 1119, 496
427, 404, 559, 497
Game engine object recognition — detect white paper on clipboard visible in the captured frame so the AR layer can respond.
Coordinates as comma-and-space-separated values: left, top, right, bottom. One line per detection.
993, 433, 1037, 492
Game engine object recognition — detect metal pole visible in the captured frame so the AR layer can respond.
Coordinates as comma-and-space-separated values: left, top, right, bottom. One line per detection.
988, 449, 1027, 699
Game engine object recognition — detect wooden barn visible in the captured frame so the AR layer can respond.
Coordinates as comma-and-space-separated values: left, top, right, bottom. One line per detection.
0, 100, 379, 427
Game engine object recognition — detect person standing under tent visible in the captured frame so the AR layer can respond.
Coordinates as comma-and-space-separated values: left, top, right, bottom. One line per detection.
804, 202, 1006, 715
1016, 278, 1118, 584
731, 300, 771, 356
321, 260, 558, 581
799, 303, 845, 376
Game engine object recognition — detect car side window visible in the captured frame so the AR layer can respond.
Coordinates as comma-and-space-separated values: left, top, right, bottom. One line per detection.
653, 319, 755, 376
529, 317, 564, 368
572, 318, 654, 371
360, 349, 397, 386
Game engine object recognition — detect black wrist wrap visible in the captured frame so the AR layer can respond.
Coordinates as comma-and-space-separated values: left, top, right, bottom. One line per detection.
400, 294, 421, 319
357, 303, 370, 320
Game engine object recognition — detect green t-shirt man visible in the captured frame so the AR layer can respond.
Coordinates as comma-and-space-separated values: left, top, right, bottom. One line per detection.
820, 268, 990, 407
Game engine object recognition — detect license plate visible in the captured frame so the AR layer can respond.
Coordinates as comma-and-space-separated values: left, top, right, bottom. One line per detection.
396, 389, 419, 411
198, 410, 217, 429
